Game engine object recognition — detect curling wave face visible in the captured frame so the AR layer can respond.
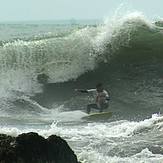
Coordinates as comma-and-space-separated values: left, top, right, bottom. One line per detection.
0, 12, 163, 115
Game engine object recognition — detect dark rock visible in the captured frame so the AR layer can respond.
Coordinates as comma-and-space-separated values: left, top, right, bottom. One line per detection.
15, 132, 48, 163
0, 134, 16, 163
47, 135, 78, 163
0, 132, 79, 163
37, 73, 49, 84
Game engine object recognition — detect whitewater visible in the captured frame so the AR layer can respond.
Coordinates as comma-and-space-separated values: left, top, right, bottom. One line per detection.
0, 12, 163, 163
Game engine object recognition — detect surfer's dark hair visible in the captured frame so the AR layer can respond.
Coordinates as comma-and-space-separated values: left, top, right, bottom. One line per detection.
96, 83, 103, 88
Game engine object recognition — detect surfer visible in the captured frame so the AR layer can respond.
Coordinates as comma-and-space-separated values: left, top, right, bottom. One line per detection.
75, 83, 110, 114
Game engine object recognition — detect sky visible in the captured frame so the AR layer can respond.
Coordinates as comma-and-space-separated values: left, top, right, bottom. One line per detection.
0, 0, 163, 22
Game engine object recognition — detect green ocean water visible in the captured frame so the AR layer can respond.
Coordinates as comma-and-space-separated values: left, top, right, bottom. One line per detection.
0, 13, 163, 163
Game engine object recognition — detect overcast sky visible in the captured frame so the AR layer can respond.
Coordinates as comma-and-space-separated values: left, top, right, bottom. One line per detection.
0, 0, 163, 22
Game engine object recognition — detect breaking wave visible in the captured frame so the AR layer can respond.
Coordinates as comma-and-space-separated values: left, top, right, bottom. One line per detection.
0, 12, 163, 116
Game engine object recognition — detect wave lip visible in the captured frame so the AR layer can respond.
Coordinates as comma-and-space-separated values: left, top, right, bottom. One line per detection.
93, 12, 159, 63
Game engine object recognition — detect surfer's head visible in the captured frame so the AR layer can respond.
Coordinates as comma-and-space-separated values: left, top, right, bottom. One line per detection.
96, 83, 103, 92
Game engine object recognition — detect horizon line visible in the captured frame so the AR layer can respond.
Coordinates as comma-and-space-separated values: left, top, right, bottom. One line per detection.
0, 18, 103, 24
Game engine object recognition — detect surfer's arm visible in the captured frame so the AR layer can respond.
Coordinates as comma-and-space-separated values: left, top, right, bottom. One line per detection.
75, 89, 96, 93
75, 89, 89, 93
104, 90, 110, 101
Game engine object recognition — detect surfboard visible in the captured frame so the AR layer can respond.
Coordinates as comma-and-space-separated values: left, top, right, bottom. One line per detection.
82, 112, 112, 120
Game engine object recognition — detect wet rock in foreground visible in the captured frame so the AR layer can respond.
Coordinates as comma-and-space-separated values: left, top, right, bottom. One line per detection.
0, 132, 80, 163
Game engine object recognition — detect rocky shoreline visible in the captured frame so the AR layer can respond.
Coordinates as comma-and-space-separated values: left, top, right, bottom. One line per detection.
0, 132, 80, 163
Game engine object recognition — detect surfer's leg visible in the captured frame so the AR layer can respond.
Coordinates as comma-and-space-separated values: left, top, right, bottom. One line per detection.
87, 104, 98, 114
99, 103, 109, 113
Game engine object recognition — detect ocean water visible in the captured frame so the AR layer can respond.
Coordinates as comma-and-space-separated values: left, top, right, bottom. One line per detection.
0, 12, 163, 163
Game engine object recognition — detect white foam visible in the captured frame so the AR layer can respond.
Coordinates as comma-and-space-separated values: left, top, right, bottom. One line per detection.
0, 69, 42, 99
0, 114, 162, 163
52, 110, 87, 122
93, 11, 153, 62
78, 148, 163, 163
0, 26, 97, 99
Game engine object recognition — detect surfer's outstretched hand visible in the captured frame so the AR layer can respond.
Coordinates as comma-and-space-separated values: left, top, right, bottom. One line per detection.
75, 89, 84, 92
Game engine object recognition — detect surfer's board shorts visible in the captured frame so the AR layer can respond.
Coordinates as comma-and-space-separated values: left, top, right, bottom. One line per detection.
87, 102, 109, 113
